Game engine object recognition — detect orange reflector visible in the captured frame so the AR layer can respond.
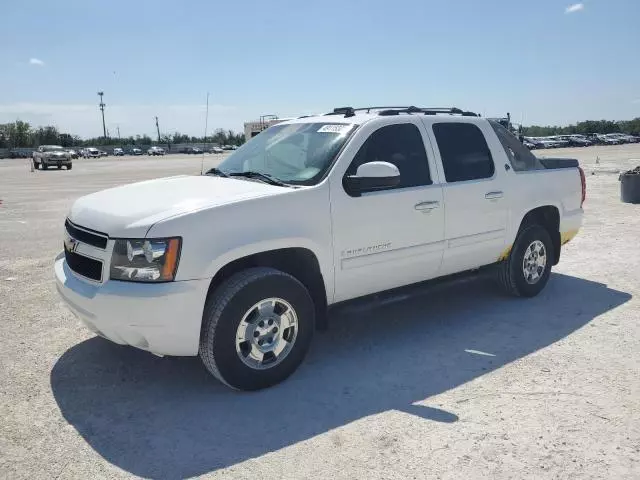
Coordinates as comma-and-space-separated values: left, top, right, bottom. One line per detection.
161, 238, 180, 281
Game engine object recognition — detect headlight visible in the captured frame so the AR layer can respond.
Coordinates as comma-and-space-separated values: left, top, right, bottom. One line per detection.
110, 237, 181, 282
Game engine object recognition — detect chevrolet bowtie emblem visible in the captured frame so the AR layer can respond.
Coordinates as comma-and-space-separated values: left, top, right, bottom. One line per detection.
64, 234, 79, 253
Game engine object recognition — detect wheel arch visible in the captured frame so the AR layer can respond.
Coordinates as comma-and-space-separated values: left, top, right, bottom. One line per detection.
205, 247, 329, 331
517, 205, 561, 265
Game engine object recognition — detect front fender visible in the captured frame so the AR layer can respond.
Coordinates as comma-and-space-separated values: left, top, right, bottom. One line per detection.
203, 238, 334, 302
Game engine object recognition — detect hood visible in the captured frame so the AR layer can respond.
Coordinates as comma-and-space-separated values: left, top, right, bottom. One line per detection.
69, 175, 290, 237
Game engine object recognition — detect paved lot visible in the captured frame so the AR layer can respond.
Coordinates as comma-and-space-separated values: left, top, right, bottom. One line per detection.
1, 147, 639, 479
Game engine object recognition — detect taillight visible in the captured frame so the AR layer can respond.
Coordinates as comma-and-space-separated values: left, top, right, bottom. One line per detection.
578, 166, 586, 207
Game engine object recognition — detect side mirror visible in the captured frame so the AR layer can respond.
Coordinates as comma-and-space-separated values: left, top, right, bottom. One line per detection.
344, 161, 401, 197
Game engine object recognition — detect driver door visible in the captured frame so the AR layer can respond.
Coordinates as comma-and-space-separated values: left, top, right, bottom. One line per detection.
329, 120, 445, 302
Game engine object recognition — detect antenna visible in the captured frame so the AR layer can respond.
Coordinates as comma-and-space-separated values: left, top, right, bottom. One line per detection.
201, 92, 210, 175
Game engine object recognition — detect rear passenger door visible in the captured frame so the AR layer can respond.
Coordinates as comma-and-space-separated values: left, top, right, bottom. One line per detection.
425, 120, 509, 275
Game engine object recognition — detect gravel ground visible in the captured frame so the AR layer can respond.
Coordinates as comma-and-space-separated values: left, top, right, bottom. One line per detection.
1, 146, 639, 479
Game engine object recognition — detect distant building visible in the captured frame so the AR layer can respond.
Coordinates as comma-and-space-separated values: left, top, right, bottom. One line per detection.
244, 116, 292, 141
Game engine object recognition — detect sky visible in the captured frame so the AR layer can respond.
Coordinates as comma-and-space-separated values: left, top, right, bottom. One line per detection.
1, 0, 639, 138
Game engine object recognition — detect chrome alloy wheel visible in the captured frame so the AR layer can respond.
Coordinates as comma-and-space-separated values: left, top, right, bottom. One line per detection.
522, 240, 547, 284
235, 298, 298, 370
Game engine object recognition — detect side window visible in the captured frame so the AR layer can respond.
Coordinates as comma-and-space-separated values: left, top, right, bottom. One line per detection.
345, 123, 431, 192
489, 121, 544, 172
432, 123, 495, 182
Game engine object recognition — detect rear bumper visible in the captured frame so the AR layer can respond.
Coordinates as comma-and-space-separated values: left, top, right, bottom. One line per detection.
55, 255, 210, 356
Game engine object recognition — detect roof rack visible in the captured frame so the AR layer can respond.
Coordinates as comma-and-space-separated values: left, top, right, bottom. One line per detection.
325, 106, 478, 118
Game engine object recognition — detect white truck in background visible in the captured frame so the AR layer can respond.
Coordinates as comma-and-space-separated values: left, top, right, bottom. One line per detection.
55, 106, 585, 390
32, 145, 73, 170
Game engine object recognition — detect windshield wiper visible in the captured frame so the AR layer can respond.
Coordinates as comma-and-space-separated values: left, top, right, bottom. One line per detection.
228, 171, 289, 187
204, 167, 229, 178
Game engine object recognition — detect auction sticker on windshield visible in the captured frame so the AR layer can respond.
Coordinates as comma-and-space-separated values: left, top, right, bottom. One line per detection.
317, 124, 353, 134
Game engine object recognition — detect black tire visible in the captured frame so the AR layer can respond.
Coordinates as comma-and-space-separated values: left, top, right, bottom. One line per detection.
57, 165, 62, 170
199, 267, 315, 390
41, 162, 48, 170
496, 224, 554, 297
67, 164, 72, 170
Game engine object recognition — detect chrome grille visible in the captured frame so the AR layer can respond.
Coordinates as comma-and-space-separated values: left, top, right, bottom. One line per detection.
65, 219, 108, 249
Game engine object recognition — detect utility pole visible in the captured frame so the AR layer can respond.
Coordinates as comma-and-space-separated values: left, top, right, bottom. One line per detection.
97, 91, 107, 140
155, 116, 161, 144
117, 125, 121, 145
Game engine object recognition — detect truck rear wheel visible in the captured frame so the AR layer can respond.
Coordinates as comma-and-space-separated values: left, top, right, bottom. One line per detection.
496, 224, 554, 297
199, 267, 315, 390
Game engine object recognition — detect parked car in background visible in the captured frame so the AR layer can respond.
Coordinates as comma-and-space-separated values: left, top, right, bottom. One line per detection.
558, 135, 592, 147
83, 148, 101, 158
533, 137, 560, 149
607, 133, 638, 144
210, 146, 224, 154
148, 146, 165, 156
66, 149, 79, 159
523, 139, 537, 150
547, 137, 570, 148
523, 137, 544, 149
597, 134, 622, 145
130, 148, 143, 155
113, 148, 125, 156
9, 149, 32, 158
181, 146, 203, 154
32, 145, 73, 170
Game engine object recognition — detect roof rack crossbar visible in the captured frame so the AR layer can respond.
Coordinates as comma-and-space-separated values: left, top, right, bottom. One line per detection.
326, 106, 478, 118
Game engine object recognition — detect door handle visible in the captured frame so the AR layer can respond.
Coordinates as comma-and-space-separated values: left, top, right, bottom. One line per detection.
414, 201, 440, 211
485, 191, 504, 200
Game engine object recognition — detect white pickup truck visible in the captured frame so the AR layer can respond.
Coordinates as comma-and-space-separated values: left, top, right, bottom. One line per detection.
55, 106, 585, 390
33, 145, 73, 170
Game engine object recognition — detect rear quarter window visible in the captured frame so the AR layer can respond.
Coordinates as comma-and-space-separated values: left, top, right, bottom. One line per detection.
489, 121, 545, 172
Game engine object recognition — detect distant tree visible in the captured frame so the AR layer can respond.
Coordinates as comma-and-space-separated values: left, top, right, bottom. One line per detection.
59, 133, 73, 147
14, 120, 32, 147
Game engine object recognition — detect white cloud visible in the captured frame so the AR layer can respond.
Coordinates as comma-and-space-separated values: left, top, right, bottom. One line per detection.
632, 99, 640, 104
29, 58, 45, 66
565, 3, 584, 14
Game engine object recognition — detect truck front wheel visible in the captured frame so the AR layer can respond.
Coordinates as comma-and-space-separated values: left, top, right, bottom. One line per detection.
496, 224, 554, 297
199, 267, 315, 390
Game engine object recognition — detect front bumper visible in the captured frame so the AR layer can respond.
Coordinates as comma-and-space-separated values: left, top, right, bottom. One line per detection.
55, 255, 210, 356
43, 157, 71, 165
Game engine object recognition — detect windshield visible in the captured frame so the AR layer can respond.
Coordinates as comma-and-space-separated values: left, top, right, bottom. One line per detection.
43, 146, 64, 152
216, 122, 357, 186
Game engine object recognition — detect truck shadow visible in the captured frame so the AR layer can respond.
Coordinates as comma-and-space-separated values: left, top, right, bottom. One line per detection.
50, 273, 630, 479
